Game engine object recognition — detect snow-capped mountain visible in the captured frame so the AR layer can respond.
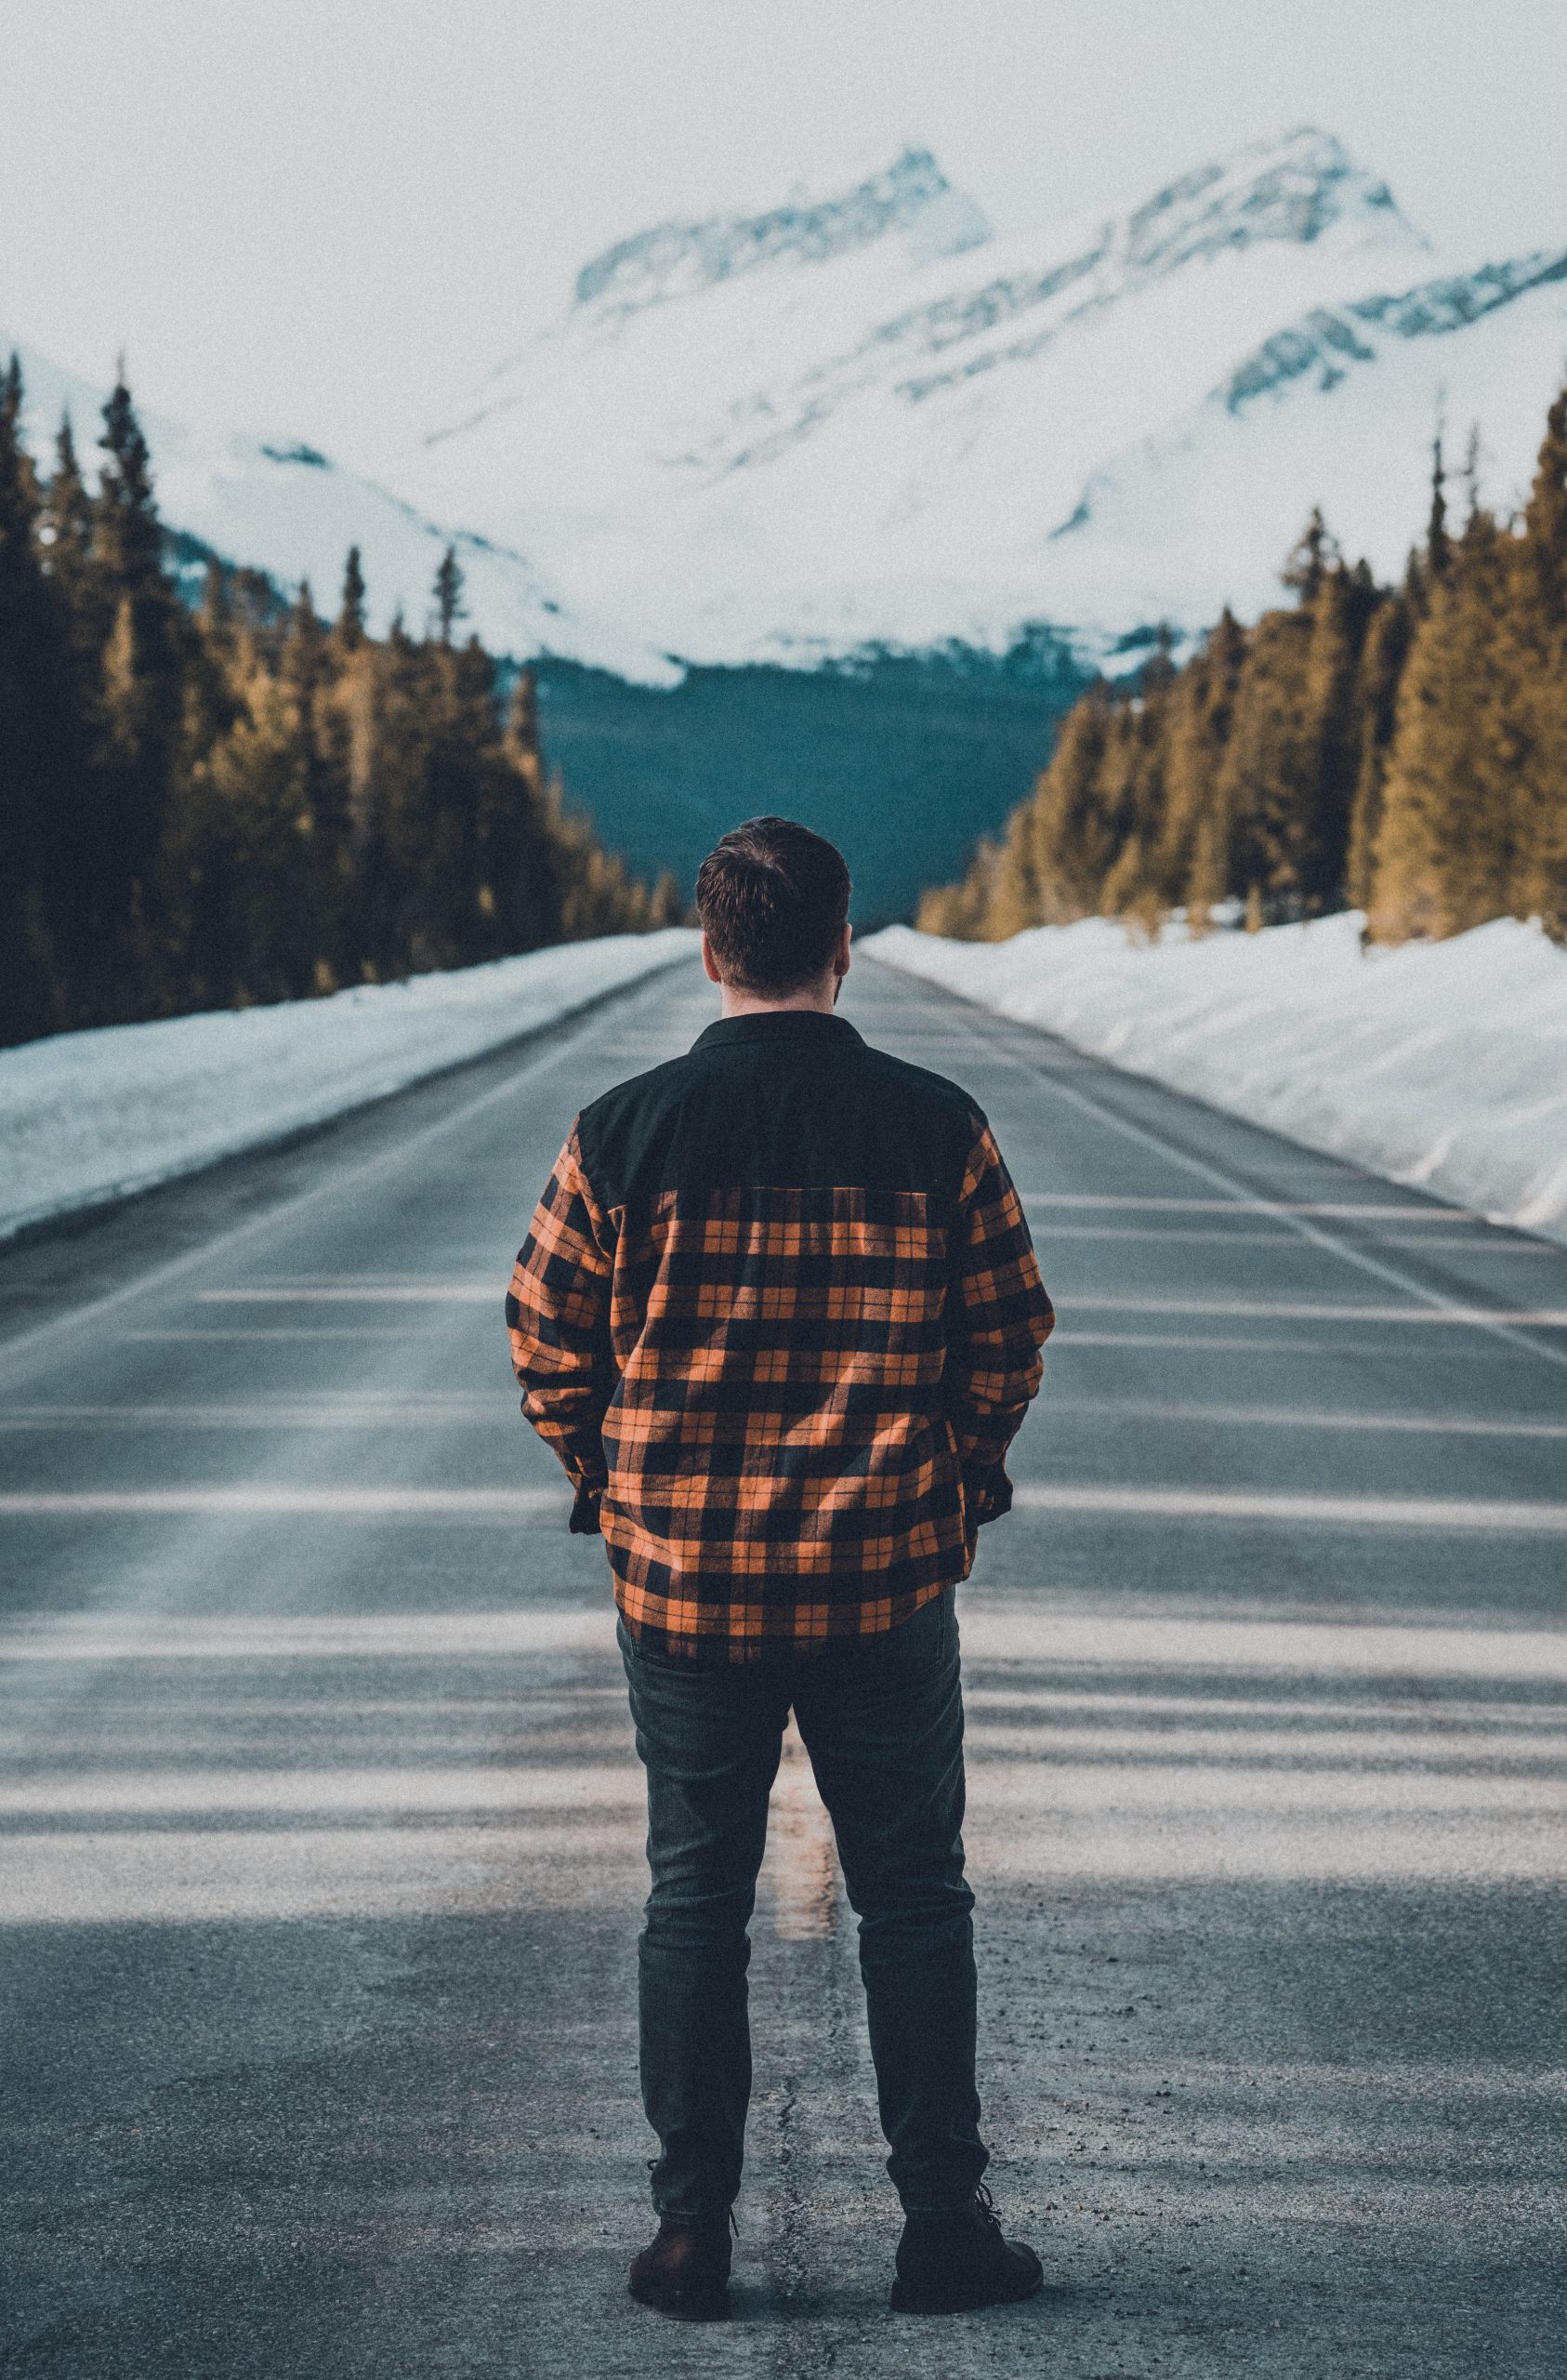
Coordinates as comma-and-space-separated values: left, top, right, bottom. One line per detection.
0, 331, 679, 684
401, 126, 1567, 670
11, 127, 1567, 685
1047, 242, 1567, 628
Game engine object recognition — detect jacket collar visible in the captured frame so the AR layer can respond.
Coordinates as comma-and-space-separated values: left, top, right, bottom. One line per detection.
692, 1009, 865, 1052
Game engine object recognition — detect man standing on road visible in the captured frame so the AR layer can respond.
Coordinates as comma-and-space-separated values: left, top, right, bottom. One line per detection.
506, 816, 1053, 2320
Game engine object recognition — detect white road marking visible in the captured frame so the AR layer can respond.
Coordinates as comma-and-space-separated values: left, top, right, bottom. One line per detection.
962, 1767, 1567, 1814
969, 1816, 1567, 1884
957, 1610, 1567, 1682
1034, 1395, 1567, 1438
0, 1487, 566, 1517
1057, 1296, 1567, 1325
1048, 1330, 1465, 1353
1021, 1194, 1484, 1223
964, 1718, 1567, 1762
1025, 1224, 1554, 1252
120, 1328, 425, 1341
3, 1726, 1560, 1820
0, 1824, 644, 1927
195, 1283, 1567, 1324
0, 1764, 640, 1817
4, 1777, 1564, 1925
0, 1610, 609, 1660
198, 1286, 497, 1303
6, 1481, 1564, 1529
1007, 1483, 1567, 1530
961, 1685, 1566, 1725
0, 1398, 510, 1430
5, 1606, 1564, 1682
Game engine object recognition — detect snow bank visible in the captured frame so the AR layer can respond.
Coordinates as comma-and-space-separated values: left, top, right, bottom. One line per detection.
0, 931, 699, 1243
865, 913, 1567, 1246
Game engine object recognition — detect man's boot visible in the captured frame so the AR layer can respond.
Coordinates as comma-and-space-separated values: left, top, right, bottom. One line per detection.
627, 2215, 732, 2320
889, 2183, 1044, 2314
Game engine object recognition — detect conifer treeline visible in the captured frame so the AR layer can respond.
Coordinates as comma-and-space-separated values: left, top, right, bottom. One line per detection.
0, 363, 679, 1048
920, 385, 1567, 945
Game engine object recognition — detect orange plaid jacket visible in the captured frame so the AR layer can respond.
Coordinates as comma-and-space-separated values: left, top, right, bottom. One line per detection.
507, 1009, 1052, 1661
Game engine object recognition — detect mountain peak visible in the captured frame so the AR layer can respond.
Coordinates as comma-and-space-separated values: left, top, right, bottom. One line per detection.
400, 119, 1565, 686
1120, 126, 1422, 276
572, 146, 992, 318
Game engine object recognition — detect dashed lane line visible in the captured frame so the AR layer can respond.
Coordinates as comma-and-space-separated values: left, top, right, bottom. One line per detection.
3, 1482, 1565, 1529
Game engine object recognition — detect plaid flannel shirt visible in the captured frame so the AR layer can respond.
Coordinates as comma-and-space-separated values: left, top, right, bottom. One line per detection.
507, 1009, 1052, 1661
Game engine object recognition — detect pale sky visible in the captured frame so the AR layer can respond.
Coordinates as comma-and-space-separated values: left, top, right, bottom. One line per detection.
5, 0, 1565, 476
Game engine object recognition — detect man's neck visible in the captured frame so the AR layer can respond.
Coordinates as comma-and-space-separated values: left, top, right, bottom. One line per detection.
718, 978, 839, 1020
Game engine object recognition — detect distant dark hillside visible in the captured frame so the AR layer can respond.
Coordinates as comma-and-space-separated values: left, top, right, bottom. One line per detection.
533, 637, 1095, 924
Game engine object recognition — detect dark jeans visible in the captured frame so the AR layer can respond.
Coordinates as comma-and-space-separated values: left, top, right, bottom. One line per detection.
617, 1587, 988, 2222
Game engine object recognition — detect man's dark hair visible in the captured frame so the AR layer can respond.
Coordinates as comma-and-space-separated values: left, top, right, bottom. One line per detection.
695, 817, 851, 995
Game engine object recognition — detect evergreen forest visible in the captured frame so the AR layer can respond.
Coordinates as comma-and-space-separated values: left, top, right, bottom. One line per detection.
919, 384, 1567, 947
0, 363, 679, 1050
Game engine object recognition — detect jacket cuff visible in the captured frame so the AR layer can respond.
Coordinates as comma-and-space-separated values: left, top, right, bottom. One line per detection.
962, 1463, 1014, 1529
569, 1483, 604, 1536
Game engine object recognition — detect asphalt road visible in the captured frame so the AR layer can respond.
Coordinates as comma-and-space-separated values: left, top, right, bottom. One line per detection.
2, 952, 1564, 2378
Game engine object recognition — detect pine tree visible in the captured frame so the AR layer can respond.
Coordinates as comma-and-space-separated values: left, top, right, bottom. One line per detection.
1182, 809, 1228, 933
1282, 507, 1341, 603
493, 666, 562, 947
433, 545, 466, 647
917, 841, 1000, 938
1, 356, 37, 507
647, 870, 684, 928
39, 414, 98, 640
1097, 661, 1172, 932
1345, 592, 1412, 911
1426, 428, 1451, 587
199, 659, 321, 1001
33, 413, 108, 999
505, 668, 543, 791
1217, 605, 1315, 918
1521, 383, 1567, 630
336, 545, 366, 652
0, 355, 70, 1038
96, 370, 165, 590
1507, 382, 1567, 932
358, 612, 429, 977
1162, 610, 1243, 924
972, 801, 1042, 941
1300, 562, 1360, 909
1369, 506, 1514, 939
1028, 682, 1117, 921
90, 369, 187, 1012
0, 359, 47, 756
282, 581, 352, 985
1460, 423, 1482, 524
417, 632, 498, 966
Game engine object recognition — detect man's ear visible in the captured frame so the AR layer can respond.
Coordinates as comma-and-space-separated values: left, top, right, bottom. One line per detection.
701, 932, 723, 985
835, 920, 852, 979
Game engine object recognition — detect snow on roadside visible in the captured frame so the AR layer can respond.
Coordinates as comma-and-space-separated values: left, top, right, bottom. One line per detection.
864, 913, 1567, 1247
0, 931, 700, 1244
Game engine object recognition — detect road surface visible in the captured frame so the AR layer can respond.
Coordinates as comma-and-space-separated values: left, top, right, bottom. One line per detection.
2, 953, 1564, 2377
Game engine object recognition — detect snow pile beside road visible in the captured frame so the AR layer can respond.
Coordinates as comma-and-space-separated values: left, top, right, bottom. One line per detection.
0, 931, 699, 1242
865, 913, 1567, 1245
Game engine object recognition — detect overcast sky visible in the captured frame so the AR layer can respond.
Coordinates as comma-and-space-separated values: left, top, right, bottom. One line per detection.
5, 0, 1565, 474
